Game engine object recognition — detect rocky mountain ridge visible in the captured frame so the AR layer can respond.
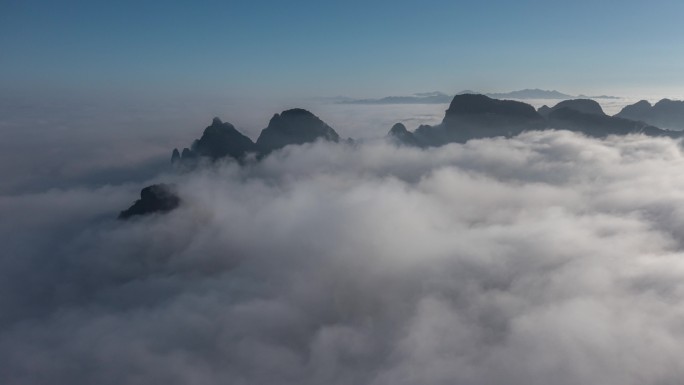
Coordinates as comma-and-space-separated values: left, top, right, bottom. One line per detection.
121, 94, 684, 219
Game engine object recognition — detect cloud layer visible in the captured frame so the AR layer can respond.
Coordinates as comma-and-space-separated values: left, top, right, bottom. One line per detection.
0, 95, 447, 194
3, 131, 684, 384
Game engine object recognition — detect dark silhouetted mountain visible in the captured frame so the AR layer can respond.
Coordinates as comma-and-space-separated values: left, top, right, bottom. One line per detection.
256, 108, 340, 154
443, 94, 542, 117
171, 148, 180, 164
172, 111, 340, 165
439, 93, 545, 140
617, 100, 652, 119
175, 147, 199, 169
538, 105, 552, 117
616, 99, 684, 130
193, 117, 257, 161
118, 184, 180, 220
549, 99, 606, 116
548, 107, 677, 138
396, 94, 545, 146
172, 118, 256, 165
389, 94, 682, 147
387, 123, 419, 146
180, 147, 197, 161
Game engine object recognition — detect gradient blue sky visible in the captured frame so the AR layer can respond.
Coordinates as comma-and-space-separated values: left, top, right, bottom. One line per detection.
2, 0, 684, 99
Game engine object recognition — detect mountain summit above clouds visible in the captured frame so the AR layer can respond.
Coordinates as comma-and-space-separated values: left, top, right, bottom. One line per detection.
118, 184, 180, 219
167, 94, 684, 166
389, 94, 678, 148
407, 94, 545, 146
616, 99, 684, 130
122, 93, 684, 218
546, 99, 606, 116
170, 108, 341, 170
256, 108, 340, 155
194, 117, 258, 162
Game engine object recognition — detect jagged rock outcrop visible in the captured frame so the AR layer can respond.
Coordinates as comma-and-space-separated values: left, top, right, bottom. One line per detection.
549, 99, 606, 116
180, 147, 196, 161
616, 99, 684, 130
543, 98, 683, 137
118, 184, 180, 220
171, 118, 257, 165
192, 117, 257, 161
256, 108, 340, 154
169, 96, 684, 164
172, 111, 341, 165
538, 105, 552, 118
548, 107, 676, 138
389, 94, 682, 147
407, 94, 545, 146
616, 100, 652, 120
387, 123, 419, 146
442, 94, 541, 118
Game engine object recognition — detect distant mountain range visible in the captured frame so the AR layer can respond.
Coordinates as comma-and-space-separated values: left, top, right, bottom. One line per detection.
615, 99, 684, 130
388, 95, 681, 148
120, 94, 684, 219
170, 109, 342, 168
342, 92, 453, 104
341, 89, 620, 104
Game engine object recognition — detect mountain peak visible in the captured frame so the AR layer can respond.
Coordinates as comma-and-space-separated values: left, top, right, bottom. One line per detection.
281, 108, 316, 117
550, 99, 605, 116
256, 109, 340, 154
187, 118, 257, 162
446, 94, 540, 118
616, 99, 684, 130
387, 122, 420, 146
389, 123, 409, 135
118, 184, 180, 220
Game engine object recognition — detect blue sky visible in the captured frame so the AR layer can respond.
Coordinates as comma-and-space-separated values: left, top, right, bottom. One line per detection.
2, 0, 684, 99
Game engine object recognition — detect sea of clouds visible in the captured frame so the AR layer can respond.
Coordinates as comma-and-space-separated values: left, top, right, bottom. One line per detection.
0, 96, 448, 194
3, 123, 684, 384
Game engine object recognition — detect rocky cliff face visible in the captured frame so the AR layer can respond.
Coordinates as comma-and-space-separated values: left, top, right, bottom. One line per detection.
547, 107, 673, 138
537, 105, 552, 118
122, 95, 684, 219
256, 109, 340, 154
389, 94, 682, 147
387, 123, 419, 146
549, 99, 606, 116
192, 117, 258, 161
118, 184, 180, 220
617, 99, 684, 130
397, 94, 545, 146
616, 100, 652, 120
171, 148, 180, 164
172, 110, 341, 165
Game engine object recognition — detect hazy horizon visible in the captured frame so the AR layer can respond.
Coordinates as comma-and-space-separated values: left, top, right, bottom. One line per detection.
1, 86, 680, 195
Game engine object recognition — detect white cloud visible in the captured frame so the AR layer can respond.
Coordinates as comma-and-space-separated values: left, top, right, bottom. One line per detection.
2, 131, 684, 384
